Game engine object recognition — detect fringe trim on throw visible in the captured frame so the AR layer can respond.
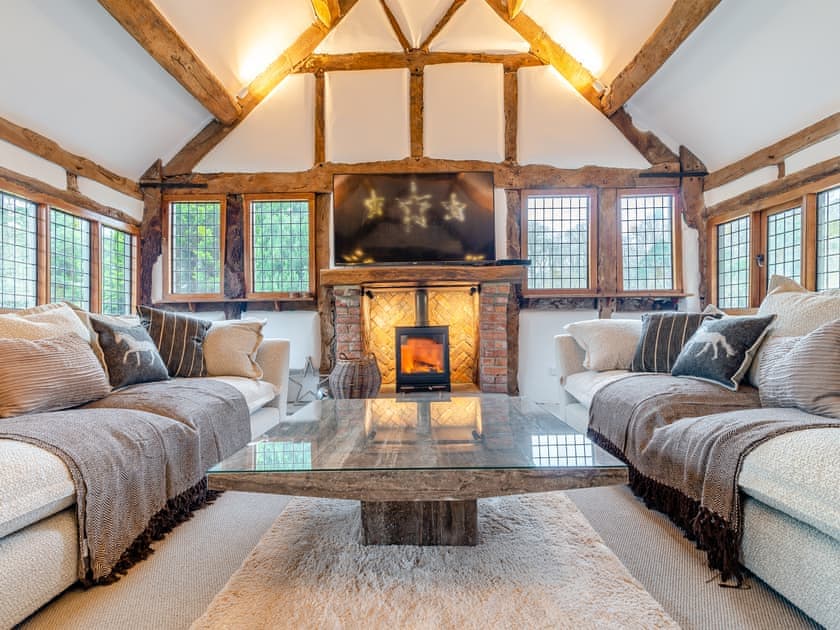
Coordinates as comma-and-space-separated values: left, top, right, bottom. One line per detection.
587, 427, 743, 585
82, 478, 223, 587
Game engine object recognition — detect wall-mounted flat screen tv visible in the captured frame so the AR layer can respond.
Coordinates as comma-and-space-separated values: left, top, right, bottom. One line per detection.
333, 172, 495, 265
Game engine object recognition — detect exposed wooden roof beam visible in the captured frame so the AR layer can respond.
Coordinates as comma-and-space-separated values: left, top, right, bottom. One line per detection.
295, 51, 544, 73
705, 112, 840, 190
507, 0, 526, 20
0, 165, 140, 227
163, 0, 359, 176
484, 0, 601, 109
379, 0, 411, 52
420, 0, 466, 51
705, 155, 840, 219
311, 0, 341, 27
98, 0, 241, 126
0, 115, 142, 199
602, 0, 721, 115
608, 108, 678, 164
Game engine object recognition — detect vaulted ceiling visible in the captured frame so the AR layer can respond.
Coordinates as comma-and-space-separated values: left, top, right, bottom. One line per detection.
1, 0, 838, 183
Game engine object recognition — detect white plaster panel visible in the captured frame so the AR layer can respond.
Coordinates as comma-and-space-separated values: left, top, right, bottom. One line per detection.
629, 0, 840, 172
152, 257, 163, 304
518, 67, 649, 168
316, 0, 403, 54
429, 0, 529, 53
76, 178, 144, 221
703, 167, 777, 208
518, 309, 597, 402
0, 0, 210, 179
196, 74, 315, 173
681, 217, 701, 313
785, 134, 840, 175
153, 0, 315, 91
494, 187, 507, 260
384, 0, 452, 49
247, 311, 321, 370
524, 0, 673, 83
424, 64, 504, 162
325, 69, 410, 163
0, 141, 66, 190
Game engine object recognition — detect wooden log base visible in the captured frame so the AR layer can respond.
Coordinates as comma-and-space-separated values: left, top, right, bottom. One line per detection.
360, 499, 478, 546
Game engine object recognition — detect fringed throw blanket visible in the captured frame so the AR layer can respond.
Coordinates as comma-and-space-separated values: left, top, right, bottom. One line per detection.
0, 381, 250, 584
589, 375, 840, 581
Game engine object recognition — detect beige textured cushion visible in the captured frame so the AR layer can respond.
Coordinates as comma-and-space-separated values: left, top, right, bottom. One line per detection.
758, 319, 840, 418
748, 276, 840, 384
564, 319, 643, 371
0, 335, 110, 417
203, 319, 265, 379
0, 303, 91, 342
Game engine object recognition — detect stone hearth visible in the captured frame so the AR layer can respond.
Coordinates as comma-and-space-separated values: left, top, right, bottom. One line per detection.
320, 265, 525, 394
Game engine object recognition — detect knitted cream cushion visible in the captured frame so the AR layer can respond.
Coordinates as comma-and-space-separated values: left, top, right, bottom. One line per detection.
564, 319, 642, 371
748, 275, 840, 385
203, 319, 265, 379
0, 303, 90, 342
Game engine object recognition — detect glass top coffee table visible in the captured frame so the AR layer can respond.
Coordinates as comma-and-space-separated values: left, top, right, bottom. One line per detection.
208, 394, 627, 546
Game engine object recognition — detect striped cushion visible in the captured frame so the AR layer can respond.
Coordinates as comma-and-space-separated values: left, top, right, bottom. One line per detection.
0, 335, 111, 417
137, 306, 210, 378
758, 319, 840, 418
630, 312, 719, 373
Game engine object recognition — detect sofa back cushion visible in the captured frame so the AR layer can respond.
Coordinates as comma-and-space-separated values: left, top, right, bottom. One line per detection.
749, 275, 840, 384
89, 315, 170, 389
758, 319, 840, 418
631, 309, 720, 373
0, 335, 111, 417
563, 319, 642, 371
203, 319, 265, 379
671, 315, 775, 391
137, 306, 210, 378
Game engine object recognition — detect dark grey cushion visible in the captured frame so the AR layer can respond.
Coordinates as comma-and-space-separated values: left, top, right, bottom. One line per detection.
137, 306, 210, 378
671, 315, 776, 391
90, 315, 169, 388
631, 311, 721, 373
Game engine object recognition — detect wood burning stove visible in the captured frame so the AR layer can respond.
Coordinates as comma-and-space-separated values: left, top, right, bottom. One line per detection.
395, 289, 451, 392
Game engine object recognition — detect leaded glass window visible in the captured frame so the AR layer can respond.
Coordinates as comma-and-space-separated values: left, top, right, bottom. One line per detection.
50, 209, 90, 310
817, 186, 840, 290
0, 191, 37, 309
620, 193, 675, 291
717, 216, 751, 309
169, 200, 222, 295
249, 199, 311, 294
526, 194, 590, 291
101, 226, 133, 315
765, 207, 801, 285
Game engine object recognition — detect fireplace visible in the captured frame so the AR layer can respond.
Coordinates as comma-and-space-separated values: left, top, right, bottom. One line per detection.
395, 325, 451, 392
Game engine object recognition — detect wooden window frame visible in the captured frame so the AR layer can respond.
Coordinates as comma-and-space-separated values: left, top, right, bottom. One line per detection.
243, 193, 316, 300
520, 188, 598, 297
0, 182, 138, 314
616, 188, 684, 297
162, 194, 227, 302
706, 176, 840, 312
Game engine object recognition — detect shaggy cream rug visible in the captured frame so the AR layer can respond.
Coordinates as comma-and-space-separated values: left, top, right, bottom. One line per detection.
193, 492, 678, 629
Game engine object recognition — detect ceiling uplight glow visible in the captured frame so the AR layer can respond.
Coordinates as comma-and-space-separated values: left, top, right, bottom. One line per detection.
237, 41, 278, 85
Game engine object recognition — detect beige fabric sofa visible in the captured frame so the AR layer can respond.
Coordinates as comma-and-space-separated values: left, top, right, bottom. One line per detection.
0, 338, 290, 628
554, 282, 840, 628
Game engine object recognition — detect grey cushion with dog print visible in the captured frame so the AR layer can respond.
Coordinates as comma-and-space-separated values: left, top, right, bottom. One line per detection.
671, 315, 775, 391
90, 315, 169, 389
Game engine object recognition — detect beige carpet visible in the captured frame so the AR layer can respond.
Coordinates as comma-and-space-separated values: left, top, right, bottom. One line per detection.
192, 492, 678, 630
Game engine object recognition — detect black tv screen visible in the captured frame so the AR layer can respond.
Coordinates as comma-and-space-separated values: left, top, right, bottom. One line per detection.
333, 172, 495, 265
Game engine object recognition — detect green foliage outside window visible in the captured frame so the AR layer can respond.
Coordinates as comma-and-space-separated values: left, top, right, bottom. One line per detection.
170, 201, 221, 294
101, 226, 133, 315
526, 195, 589, 290
621, 195, 674, 291
0, 191, 37, 309
50, 209, 90, 310
251, 199, 310, 293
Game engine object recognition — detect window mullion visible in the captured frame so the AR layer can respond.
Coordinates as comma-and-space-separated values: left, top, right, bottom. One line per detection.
37, 204, 49, 305
802, 193, 818, 290
90, 221, 101, 313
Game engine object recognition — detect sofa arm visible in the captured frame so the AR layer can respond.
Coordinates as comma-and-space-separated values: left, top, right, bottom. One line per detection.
555, 333, 586, 384
255, 338, 291, 417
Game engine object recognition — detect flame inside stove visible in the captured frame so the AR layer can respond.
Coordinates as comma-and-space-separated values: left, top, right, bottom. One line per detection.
400, 337, 444, 374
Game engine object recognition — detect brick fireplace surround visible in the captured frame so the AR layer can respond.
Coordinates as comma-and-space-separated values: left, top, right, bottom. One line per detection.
320, 266, 526, 394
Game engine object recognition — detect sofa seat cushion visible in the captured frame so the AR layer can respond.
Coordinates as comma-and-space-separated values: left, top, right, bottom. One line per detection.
565, 370, 632, 410
740, 425, 840, 542
0, 440, 74, 538
205, 376, 277, 413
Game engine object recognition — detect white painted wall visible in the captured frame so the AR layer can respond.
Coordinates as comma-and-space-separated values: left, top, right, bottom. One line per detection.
0, 140, 66, 190
429, 0, 529, 54
703, 167, 777, 208
77, 178, 144, 221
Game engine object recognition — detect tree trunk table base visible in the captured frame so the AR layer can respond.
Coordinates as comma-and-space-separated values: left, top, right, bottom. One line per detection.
360, 500, 478, 546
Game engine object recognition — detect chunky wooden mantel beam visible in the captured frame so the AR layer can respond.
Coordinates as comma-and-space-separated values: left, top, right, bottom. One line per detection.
161, 0, 359, 176
0, 116, 142, 199
483, 0, 601, 110
97, 0, 240, 126
705, 112, 840, 190
0, 165, 140, 227
602, 0, 721, 115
